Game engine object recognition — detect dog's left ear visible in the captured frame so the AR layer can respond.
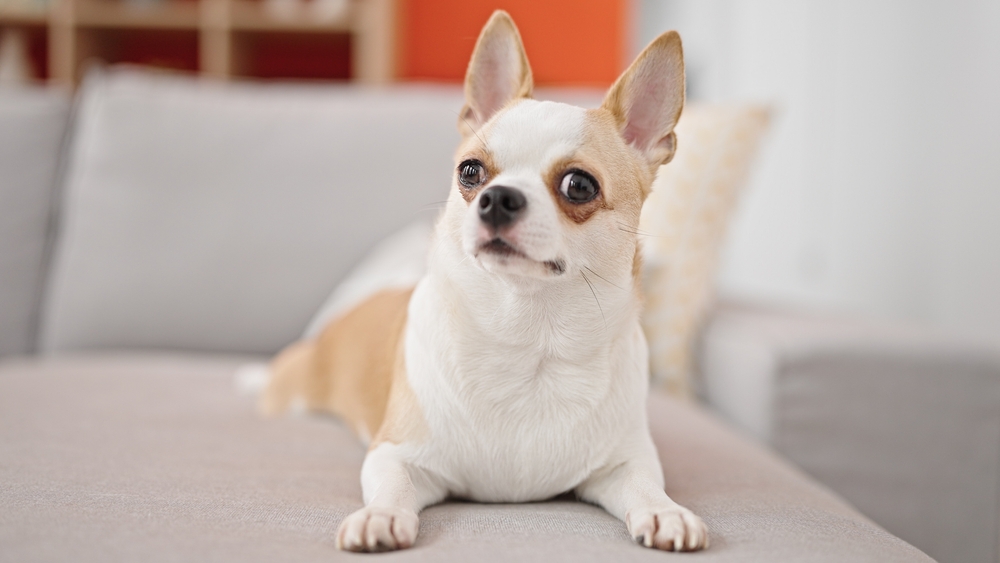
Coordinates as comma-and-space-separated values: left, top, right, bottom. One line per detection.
459, 10, 533, 136
603, 31, 685, 167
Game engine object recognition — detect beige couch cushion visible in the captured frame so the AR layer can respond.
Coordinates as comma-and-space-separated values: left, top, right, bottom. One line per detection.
0, 355, 929, 561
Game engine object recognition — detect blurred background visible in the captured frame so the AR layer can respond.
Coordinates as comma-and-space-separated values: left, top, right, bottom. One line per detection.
2, 2, 1000, 562
640, 1, 1000, 340
4, 0, 996, 336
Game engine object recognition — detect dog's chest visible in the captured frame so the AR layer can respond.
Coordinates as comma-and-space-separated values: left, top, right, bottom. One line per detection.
409, 325, 631, 502
403, 271, 645, 502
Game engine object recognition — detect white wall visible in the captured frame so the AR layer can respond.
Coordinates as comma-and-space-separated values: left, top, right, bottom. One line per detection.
636, 0, 1000, 334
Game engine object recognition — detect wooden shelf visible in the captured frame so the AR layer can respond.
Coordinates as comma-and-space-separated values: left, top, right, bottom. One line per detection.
230, 1, 351, 33
75, 1, 199, 30
0, 4, 49, 25
0, 0, 394, 85
65, 0, 352, 33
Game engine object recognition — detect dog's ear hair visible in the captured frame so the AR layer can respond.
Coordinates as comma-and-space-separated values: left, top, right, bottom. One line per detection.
602, 31, 685, 167
459, 10, 533, 136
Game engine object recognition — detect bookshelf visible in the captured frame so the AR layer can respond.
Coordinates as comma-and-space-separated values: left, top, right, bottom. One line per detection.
0, 0, 394, 86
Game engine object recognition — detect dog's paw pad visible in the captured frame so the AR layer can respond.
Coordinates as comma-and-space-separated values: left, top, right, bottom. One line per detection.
336, 506, 419, 552
626, 505, 708, 552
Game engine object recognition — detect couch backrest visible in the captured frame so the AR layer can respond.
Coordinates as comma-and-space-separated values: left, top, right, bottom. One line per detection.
39, 68, 464, 355
0, 87, 70, 358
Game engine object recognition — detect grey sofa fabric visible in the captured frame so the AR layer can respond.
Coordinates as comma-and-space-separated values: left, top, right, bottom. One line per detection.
0, 87, 70, 357
0, 355, 931, 562
39, 68, 464, 356
699, 301, 1000, 563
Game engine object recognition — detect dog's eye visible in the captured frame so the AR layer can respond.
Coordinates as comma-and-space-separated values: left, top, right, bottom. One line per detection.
458, 160, 486, 188
560, 171, 600, 203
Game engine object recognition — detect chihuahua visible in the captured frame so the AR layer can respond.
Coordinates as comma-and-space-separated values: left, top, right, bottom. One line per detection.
260, 10, 707, 553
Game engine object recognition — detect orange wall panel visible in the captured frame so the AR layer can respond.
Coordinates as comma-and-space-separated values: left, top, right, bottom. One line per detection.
398, 0, 631, 87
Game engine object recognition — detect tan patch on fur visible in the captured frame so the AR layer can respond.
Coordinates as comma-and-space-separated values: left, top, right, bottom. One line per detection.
371, 333, 428, 447
591, 29, 685, 287
580, 109, 651, 289
575, 108, 652, 214
261, 287, 420, 443
259, 340, 315, 416
543, 156, 607, 224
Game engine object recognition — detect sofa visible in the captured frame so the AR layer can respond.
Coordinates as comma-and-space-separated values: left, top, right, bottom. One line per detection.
3, 66, 988, 562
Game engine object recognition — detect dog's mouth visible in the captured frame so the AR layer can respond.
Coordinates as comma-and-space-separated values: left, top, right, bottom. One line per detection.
480, 237, 523, 258
476, 238, 565, 275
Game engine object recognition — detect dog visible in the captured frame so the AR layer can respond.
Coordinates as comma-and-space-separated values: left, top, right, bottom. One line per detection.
259, 10, 707, 553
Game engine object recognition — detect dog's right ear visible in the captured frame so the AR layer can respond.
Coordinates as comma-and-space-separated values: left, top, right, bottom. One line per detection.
459, 10, 533, 136
602, 31, 685, 167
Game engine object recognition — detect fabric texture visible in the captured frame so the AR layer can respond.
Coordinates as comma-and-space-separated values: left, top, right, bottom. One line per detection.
0, 87, 69, 357
39, 68, 464, 355
700, 300, 1000, 563
639, 105, 770, 398
0, 354, 931, 562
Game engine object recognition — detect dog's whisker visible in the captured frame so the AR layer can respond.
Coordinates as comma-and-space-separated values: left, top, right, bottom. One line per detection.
617, 226, 661, 238
616, 221, 659, 238
616, 220, 645, 229
580, 270, 607, 331
583, 266, 628, 292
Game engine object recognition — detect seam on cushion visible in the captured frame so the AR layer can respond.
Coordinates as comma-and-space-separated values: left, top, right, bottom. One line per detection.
31, 67, 107, 355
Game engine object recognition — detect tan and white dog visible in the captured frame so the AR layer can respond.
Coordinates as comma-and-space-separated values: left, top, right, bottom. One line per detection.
260, 10, 707, 553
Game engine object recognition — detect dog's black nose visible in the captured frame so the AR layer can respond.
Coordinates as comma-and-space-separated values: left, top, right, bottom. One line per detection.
478, 186, 527, 229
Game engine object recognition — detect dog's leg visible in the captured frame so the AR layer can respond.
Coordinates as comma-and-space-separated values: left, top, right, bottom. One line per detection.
337, 443, 446, 552
577, 451, 708, 552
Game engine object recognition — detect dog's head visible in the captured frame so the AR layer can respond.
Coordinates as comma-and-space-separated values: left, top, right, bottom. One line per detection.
442, 11, 684, 285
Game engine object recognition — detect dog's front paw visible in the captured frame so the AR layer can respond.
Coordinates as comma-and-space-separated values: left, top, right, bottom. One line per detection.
336, 506, 419, 552
626, 504, 708, 552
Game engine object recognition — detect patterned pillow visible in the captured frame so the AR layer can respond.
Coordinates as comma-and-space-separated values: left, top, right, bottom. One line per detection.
639, 104, 771, 398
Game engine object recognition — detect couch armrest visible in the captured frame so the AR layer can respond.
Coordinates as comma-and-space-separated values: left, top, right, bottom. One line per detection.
697, 301, 1000, 563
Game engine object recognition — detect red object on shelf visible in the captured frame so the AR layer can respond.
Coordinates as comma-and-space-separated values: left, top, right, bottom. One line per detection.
397, 0, 631, 86
118, 29, 198, 72
240, 32, 351, 80
25, 27, 48, 80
